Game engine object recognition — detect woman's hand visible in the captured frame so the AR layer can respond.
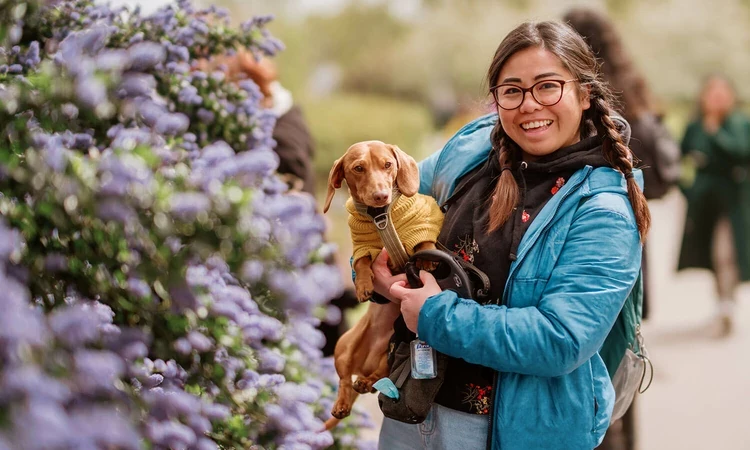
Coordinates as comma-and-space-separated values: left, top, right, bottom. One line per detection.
371, 248, 407, 304
389, 270, 442, 333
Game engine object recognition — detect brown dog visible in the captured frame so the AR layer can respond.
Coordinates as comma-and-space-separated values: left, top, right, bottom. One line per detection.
322, 141, 443, 428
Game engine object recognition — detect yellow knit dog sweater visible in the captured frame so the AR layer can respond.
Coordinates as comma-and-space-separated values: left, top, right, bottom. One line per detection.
346, 193, 444, 265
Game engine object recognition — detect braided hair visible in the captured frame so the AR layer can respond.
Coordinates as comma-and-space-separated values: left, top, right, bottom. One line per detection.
590, 96, 651, 239
486, 124, 519, 233
484, 21, 650, 240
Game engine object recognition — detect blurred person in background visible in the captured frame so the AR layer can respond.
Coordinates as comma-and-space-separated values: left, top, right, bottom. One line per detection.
677, 74, 750, 337
565, 7, 680, 319
197, 51, 358, 356
564, 8, 682, 450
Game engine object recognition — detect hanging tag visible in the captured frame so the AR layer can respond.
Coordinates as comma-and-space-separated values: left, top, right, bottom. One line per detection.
410, 338, 437, 379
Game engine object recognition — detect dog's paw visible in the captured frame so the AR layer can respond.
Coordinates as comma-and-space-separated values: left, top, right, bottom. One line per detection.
415, 259, 440, 272
352, 377, 375, 394
331, 402, 352, 420
355, 282, 374, 303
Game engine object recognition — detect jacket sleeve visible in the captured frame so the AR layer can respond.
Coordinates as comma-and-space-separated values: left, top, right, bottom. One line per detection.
417, 199, 642, 377
418, 148, 442, 197
710, 113, 750, 161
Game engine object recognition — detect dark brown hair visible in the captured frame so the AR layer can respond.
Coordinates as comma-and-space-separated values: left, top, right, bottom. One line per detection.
484, 21, 650, 240
563, 8, 655, 121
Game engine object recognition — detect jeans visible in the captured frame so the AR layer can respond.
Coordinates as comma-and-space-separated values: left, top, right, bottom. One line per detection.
378, 403, 489, 450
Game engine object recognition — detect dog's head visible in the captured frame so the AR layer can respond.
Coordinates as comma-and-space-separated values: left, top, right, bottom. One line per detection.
323, 141, 419, 214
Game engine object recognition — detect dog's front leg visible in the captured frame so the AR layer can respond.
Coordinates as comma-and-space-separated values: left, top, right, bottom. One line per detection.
353, 349, 392, 394
353, 255, 374, 302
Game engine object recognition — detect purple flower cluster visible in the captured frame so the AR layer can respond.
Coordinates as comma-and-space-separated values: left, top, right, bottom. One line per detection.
0, 1, 374, 448
0, 244, 141, 449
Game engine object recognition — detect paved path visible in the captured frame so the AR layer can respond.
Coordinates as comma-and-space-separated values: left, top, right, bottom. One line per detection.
352, 190, 750, 449
635, 191, 750, 450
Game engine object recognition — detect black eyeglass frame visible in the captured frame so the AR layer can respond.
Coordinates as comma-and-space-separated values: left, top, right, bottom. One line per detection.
489, 79, 579, 110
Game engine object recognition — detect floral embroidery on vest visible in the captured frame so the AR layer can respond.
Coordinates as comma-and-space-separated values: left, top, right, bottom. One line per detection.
551, 176, 566, 195
454, 235, 479, 263
462, 383, 493, 415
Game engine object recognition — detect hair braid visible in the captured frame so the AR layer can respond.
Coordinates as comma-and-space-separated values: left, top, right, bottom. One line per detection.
487, 122, 519, 233
592, 97, 651, 240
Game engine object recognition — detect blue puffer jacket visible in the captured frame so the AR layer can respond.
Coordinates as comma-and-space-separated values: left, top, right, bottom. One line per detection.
417, 114, 642, 449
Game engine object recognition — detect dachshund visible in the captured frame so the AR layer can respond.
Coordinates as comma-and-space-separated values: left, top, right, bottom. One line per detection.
322, 140, 443, 428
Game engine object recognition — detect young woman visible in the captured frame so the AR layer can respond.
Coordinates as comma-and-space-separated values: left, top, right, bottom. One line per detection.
677, 74, 750, 336
371, 21, 648, 449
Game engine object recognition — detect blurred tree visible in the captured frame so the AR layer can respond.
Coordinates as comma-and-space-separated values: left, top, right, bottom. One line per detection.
207, 0, 750, 172
304, 93, 435, 178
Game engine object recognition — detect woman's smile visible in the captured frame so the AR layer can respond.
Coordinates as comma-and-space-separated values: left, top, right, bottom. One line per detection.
520, 119, 554, 137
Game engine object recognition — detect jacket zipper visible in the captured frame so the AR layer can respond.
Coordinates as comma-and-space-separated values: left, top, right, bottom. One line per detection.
486, 167, 592, 450
502, 166, 592, 302
486, 371, 499, 450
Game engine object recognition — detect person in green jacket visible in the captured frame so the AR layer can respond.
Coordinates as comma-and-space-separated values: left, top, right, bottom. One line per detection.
678, 74, 750, 336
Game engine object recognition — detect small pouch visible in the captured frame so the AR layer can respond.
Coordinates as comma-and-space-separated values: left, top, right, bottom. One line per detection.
377, 249, 474, 424
610, 331, 653, 421
378, 341, 447, 424
610, 347, 642, 421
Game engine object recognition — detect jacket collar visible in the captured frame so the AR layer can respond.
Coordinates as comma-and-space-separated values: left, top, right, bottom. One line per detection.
503, 166, 643, 300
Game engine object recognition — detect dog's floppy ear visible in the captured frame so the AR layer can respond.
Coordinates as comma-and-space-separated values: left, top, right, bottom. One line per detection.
323, 157, 345, 213
389, 144, 419, 197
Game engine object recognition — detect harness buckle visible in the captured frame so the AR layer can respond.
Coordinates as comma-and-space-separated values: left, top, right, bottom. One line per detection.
373, 213, 389, 230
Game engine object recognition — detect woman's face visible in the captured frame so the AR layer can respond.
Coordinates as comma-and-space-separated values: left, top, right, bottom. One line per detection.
701, 77, 735, 118
495, 46, 590, 158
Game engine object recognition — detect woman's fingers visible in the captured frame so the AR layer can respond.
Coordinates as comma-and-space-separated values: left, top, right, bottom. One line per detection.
419, 269, 437, 285
373, 248, 390, 270
372, 248, 407, 302
388, 280, 409, 298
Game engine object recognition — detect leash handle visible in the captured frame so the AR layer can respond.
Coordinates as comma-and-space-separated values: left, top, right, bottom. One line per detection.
405, 263, 423, 289
404, 249, 473, 298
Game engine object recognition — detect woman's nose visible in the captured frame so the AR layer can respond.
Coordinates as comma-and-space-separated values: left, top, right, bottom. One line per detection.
518, 91, 543, 113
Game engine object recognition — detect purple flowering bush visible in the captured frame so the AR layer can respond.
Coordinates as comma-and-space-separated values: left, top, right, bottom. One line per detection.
0, 1, 374, 449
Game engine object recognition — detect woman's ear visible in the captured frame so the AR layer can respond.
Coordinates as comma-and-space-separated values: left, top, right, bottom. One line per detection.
580, 85, 592, 111
389, 145, 420, 197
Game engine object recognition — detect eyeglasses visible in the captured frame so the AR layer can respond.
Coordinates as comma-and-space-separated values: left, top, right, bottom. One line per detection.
489, 79, 578, 110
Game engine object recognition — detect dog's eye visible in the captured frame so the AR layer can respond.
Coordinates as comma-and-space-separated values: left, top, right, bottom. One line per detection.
354, 165, 364, 173
385, 162, 392, 169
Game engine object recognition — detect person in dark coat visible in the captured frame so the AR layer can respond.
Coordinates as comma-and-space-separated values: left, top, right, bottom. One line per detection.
564, 8, 682, 450
677, 74, 750, 336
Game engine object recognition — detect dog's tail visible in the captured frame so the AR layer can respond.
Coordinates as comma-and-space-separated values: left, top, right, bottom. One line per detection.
323, 416, 342, 431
